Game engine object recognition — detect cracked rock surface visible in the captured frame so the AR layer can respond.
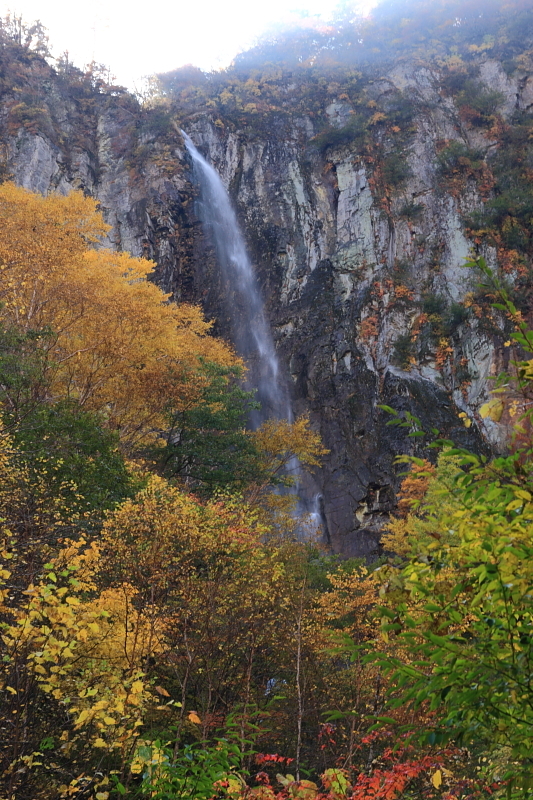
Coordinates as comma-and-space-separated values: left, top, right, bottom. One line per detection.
3, 53, 530, 555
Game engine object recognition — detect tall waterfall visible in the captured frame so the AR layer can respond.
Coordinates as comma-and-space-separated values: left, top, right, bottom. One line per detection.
183, 132, 324, 538
182, 131, 290, 425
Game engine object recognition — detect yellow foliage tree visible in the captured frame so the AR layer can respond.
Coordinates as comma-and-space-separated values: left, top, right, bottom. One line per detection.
247, 416, 329, 533
251, 416, 328, 486
0, 525, 152, 798
381, 454, 458, 557
100, 476, 295, 743
0, 183, 238, 448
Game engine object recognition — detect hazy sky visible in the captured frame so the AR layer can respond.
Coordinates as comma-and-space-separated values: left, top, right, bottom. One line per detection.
0, 0, 376, 90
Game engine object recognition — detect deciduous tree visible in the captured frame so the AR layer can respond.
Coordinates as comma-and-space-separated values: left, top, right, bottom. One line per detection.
0, 183, 238, 449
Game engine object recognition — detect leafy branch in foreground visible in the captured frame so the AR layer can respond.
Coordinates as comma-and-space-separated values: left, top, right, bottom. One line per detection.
371, 256, 533, 797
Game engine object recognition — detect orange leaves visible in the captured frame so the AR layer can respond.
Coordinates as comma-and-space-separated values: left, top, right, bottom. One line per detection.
350, 753, 442, 800
313, 566, 377, 644
368, 112, 387, 126
394, 460, 435, 519
359, 315, 379, 341
435, 338, 453, 369
393, 284, 413, 301
230, 760, 450, 800
249, 770, 350, 800
320, 768, 350, 798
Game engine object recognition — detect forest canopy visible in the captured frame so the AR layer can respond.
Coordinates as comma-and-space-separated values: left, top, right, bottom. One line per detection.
3, 1, 533, 797
2, 197, 533, 800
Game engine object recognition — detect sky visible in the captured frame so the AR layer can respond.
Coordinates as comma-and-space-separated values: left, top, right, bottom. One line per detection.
0, 0, 377, 90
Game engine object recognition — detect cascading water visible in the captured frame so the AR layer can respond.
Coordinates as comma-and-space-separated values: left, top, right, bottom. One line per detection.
183, 131, 323, 536
182, 131, 290, 426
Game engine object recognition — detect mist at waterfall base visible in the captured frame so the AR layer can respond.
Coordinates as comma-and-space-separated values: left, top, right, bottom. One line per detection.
182, 131, 324, 537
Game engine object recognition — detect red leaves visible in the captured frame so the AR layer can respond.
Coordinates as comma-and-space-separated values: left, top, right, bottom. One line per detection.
255, 754, 295, 766
359, 729, 387, 748
244, 746, 493, 800
351, 757, 436, 800
318, 723, 337, 750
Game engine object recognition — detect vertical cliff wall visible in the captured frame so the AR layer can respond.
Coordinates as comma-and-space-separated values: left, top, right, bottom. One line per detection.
2, 21, 533, 554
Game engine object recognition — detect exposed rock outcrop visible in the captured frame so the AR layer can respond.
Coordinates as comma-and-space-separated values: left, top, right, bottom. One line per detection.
2, 40, 532, 555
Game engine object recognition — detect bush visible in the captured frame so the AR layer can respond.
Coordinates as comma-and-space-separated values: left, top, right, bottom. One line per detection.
311, 114, 367, 153
383, 92, 415, 128
422, 294, 447, 317
444, 301, 470, 332
436, 141, 485, 176
14, 401, 134, 514
383, 151, 411, 188
455, 79, 504, 125
392, 332, 414, 368
399, 201, 424, 221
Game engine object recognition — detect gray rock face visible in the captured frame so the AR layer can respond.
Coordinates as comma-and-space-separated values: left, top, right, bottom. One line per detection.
3, 53, 529, 556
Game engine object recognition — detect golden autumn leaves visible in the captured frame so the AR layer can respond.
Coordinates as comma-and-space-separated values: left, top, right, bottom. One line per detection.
0, 183, 237, 447
1, 456, 376, 799
0, 184, 340, 798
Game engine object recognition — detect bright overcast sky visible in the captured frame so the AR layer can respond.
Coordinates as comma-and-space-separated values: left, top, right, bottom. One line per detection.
0, 0, 377, 90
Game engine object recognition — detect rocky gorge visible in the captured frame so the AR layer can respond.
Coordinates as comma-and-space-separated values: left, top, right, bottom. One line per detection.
2, 2, 533, 555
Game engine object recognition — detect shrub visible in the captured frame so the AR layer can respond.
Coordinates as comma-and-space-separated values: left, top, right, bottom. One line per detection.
383, 151, 411, 188
383, 92, 415, 128
422, 294, 447, 317
311, 114, 367, 153
444, 301, 470, 332
392, 332, 414, 368
399, 201, 424, 221
436, 141, 485, 176
455, 79, 504, 125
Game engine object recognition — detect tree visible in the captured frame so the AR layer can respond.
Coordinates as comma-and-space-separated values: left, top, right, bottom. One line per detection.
14, 400, 135, 514
0, 437, 152, 798
0, 183, 238, 450
374, 257, 533, 797
160, 361, 261, 494
0, 13, 50, 55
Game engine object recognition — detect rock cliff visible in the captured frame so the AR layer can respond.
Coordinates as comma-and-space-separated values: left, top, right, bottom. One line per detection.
2, 7, 533, 555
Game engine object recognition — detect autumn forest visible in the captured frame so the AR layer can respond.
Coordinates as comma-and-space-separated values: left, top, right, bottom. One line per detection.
2, 0, 533, 799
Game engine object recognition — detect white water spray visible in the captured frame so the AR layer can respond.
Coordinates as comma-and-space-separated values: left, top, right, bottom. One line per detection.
182, 131, 290, 425
183, 131, 324, 537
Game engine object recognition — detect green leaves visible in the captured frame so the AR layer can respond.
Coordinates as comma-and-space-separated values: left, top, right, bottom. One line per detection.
160, 361, 261, 494
14, 400, 134, 515
134, 738, 245, 800
375, 456, 533, 789
374, 256, 533, 788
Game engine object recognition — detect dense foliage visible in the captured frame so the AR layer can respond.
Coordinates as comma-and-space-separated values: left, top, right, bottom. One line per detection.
0, 186, 508, 800
0, 186, 384, 800
2, 3, 533, 799
1, 195, 527, 800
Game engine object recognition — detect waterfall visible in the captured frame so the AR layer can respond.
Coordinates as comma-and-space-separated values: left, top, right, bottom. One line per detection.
183, 131, 325, 538
182, 131, 290, 426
